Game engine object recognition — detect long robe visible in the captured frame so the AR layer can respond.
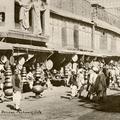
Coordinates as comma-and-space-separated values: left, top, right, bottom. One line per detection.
32, 0, 46, 34
94, 72, 107, 95
16, 0, 32, 30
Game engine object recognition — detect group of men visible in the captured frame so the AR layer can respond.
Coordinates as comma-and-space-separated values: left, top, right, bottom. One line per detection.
68, 60, 120, 102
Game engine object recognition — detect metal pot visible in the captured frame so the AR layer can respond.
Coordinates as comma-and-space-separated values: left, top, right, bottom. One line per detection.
5, 78, 12, 83
4, 82, 12, 88
4, 88, 13, 96
32, 85, 44, 94
5, 72, 12, 76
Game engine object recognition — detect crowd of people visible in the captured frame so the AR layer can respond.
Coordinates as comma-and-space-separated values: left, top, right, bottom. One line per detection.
67, 60, 120, 102
0, 56, 120, 111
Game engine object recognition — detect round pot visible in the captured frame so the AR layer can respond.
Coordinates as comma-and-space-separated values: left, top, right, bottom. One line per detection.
5, 78, 12, 83
4, 82, 12, 88
5, 76, 12, 79
5, 73, 12, 77
32, 85, 44, 94
4, 88, 13, 96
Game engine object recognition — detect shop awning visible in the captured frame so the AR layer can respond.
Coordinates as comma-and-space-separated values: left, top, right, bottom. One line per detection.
58, 49, 77, 54
58, 49, 95, 56
0, 42, 53, 53
0, 42, 13, 50
12, 44, 53, 53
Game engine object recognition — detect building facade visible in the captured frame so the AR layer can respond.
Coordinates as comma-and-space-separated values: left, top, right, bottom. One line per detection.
0, 0, 120, 70
89, 0, 120, 17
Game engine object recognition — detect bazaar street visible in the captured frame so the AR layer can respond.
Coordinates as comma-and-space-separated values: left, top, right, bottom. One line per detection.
0, 86, 120, 120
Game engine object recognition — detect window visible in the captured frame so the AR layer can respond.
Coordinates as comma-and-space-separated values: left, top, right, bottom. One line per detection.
74, 25, 79, 49
100, 31, 107, 50
62, 27, 67, 47
0, 12, 5, 22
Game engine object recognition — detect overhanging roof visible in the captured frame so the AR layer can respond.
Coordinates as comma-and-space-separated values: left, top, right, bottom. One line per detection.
0, 30, 48, 43
0, 42, 13, 50
13, 44, 53, 53
0, 42, 53, 53
50, 7, 93, 25
0, 42, 120, 57
95, 19, 120, 35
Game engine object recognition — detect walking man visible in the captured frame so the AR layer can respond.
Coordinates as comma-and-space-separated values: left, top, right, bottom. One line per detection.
69, 70, 78, 99
12, 65, 23, 112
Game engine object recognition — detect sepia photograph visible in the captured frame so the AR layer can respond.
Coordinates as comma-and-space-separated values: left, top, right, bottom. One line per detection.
0, 0, 120, 119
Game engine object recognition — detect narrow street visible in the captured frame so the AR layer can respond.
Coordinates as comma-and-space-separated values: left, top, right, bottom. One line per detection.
0, 86, 120, 120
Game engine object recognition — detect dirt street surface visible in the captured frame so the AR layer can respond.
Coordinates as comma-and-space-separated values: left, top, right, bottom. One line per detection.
0, 86, 120, 120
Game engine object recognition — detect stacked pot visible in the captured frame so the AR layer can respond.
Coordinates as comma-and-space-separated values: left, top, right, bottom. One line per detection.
32, 63, 44, 98
4, 65, 13, 97
21, 67, 27, 82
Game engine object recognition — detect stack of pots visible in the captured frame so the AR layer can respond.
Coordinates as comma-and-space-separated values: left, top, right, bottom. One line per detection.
21, 67, 27, 82
21, 67, 27, 92
32, 63, 44, 98
4, 65, 13, 97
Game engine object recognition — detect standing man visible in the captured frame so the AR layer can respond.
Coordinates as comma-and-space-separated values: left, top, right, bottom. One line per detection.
12, 65, 23, 112
77, 68, 85, 97
69, 70, 78, 99
94, 68, 107, 102
87, 67, 98, 100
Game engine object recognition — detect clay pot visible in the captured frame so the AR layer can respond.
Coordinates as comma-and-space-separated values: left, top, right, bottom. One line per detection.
5, 78, 12, 83
35, 80, 40, 84
4, 82, 12, 88
21, 67, 27, 77
5, 72, 12, 76
4, 88, 13, 96
35, 73, 40, 78
5, 75, 12, 79
32, 85, 44, 94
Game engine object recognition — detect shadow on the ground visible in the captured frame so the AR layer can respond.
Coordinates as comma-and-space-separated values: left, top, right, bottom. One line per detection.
6, 104, 16, 111
65, 91, 71, 94
24, 95, 45, 101
61, 95, 70, 99
78, 93, 120, 113
110, 87, 120, 91
60, 90, 72, 99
